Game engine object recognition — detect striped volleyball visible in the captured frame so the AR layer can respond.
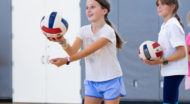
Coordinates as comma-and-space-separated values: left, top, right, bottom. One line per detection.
40, 11, 68, 40
139, 40, 163, 60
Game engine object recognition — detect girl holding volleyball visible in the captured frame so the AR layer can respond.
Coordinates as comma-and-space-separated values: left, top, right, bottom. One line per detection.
48, 0, 126, 104
143, 0, 188, 103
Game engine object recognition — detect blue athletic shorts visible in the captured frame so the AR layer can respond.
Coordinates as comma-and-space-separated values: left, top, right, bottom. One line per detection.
84, 77, 126, 100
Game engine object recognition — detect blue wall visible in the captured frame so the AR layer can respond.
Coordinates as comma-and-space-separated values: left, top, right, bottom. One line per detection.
80, 0, 190, 102
0, 0, 12, 99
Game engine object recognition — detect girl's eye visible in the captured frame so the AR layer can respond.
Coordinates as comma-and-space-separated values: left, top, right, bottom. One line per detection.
86, 5, 95, 10
91, 5, 95, 9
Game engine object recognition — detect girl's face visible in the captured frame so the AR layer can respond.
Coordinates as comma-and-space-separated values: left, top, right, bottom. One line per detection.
86, 0, 107, 22
157, 0, 175, 18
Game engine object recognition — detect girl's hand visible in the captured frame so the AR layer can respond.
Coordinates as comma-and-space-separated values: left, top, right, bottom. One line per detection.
43, 33, 65, 43
47, 36, 64, 43
44, 35, 68, 48
49, 58, 67, 67
142, 58, 163, 65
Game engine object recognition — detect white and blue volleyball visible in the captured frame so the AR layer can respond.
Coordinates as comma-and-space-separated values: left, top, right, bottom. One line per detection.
40, 11, 68, 40
139, 40, 163, 60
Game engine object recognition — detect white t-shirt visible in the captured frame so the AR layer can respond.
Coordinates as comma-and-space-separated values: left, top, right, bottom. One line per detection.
158, 17, 188, 76
77, 23, 123, 81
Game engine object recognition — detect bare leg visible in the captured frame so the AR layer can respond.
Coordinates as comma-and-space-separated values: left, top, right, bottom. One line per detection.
104, 97, 120, 104
84, 96, 102, 104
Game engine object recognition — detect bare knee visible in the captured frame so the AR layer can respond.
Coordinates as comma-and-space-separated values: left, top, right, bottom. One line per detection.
104, 97, 120, 104
84, 96, 102, 104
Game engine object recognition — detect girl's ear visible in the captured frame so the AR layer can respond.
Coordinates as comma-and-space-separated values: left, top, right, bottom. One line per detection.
103, 9, 108, 15
171, 4, 176, 12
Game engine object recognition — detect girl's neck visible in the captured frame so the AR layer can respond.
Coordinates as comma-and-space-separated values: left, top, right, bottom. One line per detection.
163, 13, 173, 23
91, 19, 105, 34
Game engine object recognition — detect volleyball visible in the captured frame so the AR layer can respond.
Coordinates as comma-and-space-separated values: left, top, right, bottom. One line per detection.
138, 40, 163, 60
40, 11, 68, 40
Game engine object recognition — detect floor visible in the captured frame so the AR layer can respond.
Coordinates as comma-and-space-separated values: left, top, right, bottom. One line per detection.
0, 102, 190, 104
0, 103, 80, 104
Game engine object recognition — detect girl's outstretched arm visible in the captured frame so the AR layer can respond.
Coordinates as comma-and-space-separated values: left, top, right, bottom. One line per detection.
48, 37, 83, 56
60, 37, 83, 56
70, 37, 110, 62
50, 37, 110, 67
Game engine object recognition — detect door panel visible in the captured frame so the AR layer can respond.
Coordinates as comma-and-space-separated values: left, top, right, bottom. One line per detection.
12, 0, 46, 102
45, 0, 82, 103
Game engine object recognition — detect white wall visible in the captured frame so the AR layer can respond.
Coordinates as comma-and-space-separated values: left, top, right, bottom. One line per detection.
12, 0, 81, 103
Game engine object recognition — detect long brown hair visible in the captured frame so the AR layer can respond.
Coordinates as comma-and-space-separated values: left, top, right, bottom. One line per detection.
156, 0, 184, 29
95, 0, 125, 49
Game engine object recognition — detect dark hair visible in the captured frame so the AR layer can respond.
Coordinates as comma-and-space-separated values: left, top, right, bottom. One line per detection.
95, 0, 125, 49
156, 0, 184, 29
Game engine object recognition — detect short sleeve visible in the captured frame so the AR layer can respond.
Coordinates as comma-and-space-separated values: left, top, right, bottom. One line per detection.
186, 33, 190, 46
100, 28, 115, 43
77, 27, 85, 40
169, 24, 185, 48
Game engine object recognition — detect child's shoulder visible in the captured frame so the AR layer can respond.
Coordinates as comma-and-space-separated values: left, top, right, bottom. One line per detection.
104, 24, 115, 33
166, 17, 179, 26
166, 17, 184, 33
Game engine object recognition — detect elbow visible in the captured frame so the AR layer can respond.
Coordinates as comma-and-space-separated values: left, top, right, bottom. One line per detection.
178, 46, 186, 58
182, 52, 186, 58
182, 50, 186, 58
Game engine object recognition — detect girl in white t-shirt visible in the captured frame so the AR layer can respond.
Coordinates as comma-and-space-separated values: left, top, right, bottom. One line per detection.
48, 0, 126, 104
143, 0, 188, 103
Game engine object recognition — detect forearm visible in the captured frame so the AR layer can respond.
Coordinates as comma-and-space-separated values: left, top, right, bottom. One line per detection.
165, 47, 186, 62
60, 43, 77, 56
69, 46, 97, 62
69, 38, 109, 62
59, 37, 82, 56
143, 47, 186, 66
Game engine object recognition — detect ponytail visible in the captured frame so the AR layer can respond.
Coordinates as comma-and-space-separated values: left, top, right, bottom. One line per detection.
95, 0, 125, 49
175, 13, 184, 29
105, 18, 125, 49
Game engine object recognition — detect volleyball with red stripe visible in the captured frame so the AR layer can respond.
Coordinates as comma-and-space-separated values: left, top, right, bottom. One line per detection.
40, 11, 68, 40
138, 40, 163, 60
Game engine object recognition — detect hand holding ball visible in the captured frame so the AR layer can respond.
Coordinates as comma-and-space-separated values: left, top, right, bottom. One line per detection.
139, 40, 163, 60
40, 11, 68, 41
